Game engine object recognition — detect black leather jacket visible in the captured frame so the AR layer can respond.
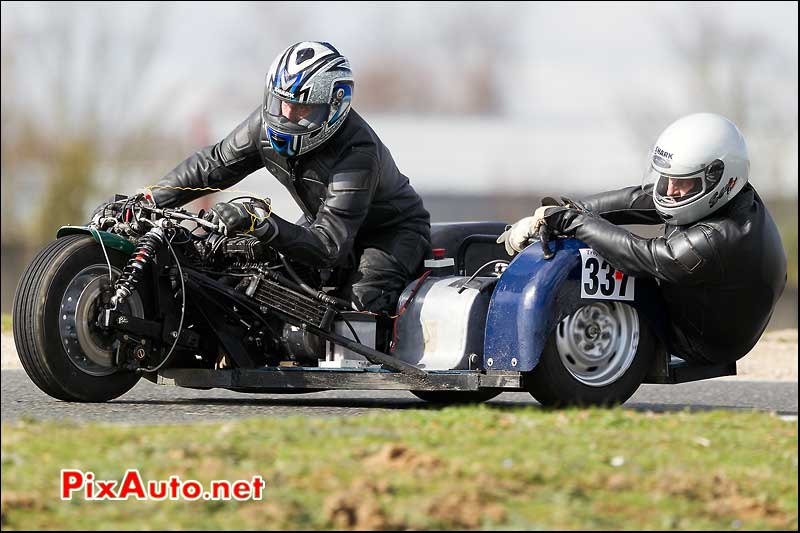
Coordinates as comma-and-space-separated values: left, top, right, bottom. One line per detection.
152, 109, 431, 270
557, 184, 787, 364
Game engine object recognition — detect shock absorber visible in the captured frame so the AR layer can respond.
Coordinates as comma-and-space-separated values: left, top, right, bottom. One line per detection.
111, 227, 165, 307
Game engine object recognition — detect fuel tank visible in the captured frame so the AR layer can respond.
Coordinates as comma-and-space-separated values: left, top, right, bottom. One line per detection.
392, 276, 497, 370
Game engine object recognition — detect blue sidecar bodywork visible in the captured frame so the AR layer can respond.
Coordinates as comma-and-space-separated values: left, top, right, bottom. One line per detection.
390, 223, 735, 387
483, 238, 667, 372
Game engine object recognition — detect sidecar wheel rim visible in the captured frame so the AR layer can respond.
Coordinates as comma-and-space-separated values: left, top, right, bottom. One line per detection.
554, 302, 640, 387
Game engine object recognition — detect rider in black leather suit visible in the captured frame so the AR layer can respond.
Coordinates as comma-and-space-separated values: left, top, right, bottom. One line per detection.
150, 42, 431, 314
500, 113, 786, 364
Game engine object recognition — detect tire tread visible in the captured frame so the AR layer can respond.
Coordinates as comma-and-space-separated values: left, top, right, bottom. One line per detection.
12, 235, 140, 402
13, 236, 86, 400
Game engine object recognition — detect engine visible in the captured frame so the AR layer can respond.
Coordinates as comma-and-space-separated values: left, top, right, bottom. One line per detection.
88, 197, 367, 369
211, 257, 336, 365
245, 276, 335, 329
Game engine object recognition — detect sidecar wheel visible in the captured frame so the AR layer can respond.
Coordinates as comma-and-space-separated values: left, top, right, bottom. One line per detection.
13, 235, 142, 402
411, 390, 501, 404
525, 302, 655, 407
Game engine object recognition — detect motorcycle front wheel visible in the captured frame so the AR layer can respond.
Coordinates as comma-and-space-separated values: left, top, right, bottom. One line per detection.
13, 235, 143, 402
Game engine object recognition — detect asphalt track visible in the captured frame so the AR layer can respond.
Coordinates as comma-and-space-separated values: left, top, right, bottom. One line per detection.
1, 369, 796, 424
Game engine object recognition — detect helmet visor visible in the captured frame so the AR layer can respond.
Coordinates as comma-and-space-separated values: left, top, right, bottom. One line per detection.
265, 93, 329, 135
642, 159, 723, 208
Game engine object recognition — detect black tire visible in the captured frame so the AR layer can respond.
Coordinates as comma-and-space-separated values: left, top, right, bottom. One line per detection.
525, 302, 655, 407
12, 235, 141, 402
411, 390, 501, 405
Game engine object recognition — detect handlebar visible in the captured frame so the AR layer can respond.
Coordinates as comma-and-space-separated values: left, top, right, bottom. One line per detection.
150, 207, 221, 233
93, 196, 225, 237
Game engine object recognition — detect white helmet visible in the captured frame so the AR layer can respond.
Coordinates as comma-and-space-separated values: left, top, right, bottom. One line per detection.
642, 113, 749, 225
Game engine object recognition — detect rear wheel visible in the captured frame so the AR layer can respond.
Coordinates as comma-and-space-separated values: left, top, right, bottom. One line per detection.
411, 390, 501, 404
525, 302, 654, 407
13, 235, 143, 402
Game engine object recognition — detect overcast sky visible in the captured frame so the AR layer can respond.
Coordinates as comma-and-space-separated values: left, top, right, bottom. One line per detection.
2, 1, 797, 220
178, 1, 798, 206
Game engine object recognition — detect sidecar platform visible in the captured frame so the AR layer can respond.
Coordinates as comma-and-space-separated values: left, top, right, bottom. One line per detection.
642, 355, 737, 385
153, 354, 736, 392
155, 367, 523, 392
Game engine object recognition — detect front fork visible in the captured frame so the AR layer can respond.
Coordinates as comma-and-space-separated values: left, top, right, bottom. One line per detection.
97, 227, 196, 370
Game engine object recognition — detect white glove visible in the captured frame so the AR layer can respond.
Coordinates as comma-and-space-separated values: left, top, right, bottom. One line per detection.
496, 206, 558, 256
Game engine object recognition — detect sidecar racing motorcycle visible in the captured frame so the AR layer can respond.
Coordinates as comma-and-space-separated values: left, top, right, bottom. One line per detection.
12, 195, 737, 406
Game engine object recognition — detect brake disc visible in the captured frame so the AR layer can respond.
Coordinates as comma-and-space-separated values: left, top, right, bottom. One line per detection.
59, 265, 144, 376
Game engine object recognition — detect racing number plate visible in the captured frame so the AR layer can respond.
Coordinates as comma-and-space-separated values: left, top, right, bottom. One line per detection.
579, 249, 635, 301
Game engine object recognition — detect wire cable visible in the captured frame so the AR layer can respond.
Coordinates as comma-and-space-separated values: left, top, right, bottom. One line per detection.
278, 253, 353, 309
390, 270, 432, 352
144, 185, 273, 227
457, 260, 509, 294
336, 311, 362, 345
89, 227, 115, 286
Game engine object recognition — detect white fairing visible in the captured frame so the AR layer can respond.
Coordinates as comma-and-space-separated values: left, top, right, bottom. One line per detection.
643, 113, 749, 225
393, 276, 492, 370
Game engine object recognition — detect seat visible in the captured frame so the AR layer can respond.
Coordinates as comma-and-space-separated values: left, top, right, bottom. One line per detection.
429, 221, 509, 276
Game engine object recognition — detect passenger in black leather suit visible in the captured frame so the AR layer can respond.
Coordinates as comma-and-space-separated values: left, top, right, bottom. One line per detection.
149, 41, 431, 314
499, 113, 786, 364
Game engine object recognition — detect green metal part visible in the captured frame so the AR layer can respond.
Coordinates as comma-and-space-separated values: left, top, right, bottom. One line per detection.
57, 226, 136, 255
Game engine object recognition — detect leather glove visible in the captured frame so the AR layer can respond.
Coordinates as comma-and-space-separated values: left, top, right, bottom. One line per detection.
206, 202, 251, 235
206, 201, 278, 241
546, 195, 590, 214
496, 205, 562, 256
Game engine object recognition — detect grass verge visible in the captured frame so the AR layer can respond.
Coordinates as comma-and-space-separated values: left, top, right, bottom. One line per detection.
1, 314, 11, 333
1, 407, 797, 530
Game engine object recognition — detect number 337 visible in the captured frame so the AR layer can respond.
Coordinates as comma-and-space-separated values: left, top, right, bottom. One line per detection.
579, 249, 635, 301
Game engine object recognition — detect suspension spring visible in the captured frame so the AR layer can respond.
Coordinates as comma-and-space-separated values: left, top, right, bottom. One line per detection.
111, 227, 165, 307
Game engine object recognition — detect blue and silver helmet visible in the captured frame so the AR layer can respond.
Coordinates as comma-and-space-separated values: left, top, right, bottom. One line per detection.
263, 41, 354, 158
